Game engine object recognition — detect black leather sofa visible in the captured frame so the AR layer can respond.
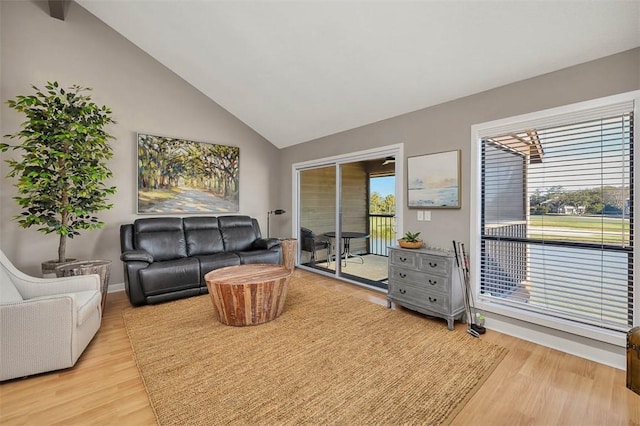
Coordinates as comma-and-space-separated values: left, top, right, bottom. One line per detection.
120, 215, 282, 306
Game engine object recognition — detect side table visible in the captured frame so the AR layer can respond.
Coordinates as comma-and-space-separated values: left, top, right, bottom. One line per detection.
280, 238, 298, 271
55, 260, 112, 315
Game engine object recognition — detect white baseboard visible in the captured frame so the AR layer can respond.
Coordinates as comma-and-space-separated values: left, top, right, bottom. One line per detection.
107, 282, 125, 293
485, 313, 626, 370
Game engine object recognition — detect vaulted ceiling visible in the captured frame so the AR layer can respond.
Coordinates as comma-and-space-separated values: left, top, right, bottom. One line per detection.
76, 1, 640, 149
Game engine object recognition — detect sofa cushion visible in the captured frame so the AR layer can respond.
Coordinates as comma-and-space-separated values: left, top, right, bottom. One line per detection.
252, 238, 281, 250
138, 258, 200, 296
134, 218, 187, 261
120, 224, 135, 252
197, 253, 241, 282
184, 217, 225, 256
218, 216, 257, 251
237, 250, 281, 265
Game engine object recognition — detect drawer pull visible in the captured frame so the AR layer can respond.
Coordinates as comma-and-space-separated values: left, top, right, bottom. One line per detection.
428, 297, 437, 303
429, 262, 438, 268
399, 289, 407, 294
399, 257, 407, 262
399, 272, 407, 278
428, 279, 437, 285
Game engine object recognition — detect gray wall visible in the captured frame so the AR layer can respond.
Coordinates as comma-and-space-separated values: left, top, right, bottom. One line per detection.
278, 47, 639, 368
0, 1, 280, 283
1, 0, 638, 296
279, 48, 640, 249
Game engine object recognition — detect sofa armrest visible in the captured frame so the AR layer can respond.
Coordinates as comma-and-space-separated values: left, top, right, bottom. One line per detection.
120, 250, 154, 263
0, 296, 76, 381
252, 238, 281, 250
16, 274, 101, 300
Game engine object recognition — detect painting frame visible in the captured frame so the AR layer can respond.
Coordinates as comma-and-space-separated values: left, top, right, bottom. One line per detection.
407, 149, 461, 209
136, 133, 240, 214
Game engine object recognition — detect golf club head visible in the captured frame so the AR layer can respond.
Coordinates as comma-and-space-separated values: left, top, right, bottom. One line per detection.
471, 324, 486, 335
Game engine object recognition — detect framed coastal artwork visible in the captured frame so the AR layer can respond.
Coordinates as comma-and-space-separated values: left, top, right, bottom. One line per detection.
407, 149, 461, 209
137, 133, 239, 214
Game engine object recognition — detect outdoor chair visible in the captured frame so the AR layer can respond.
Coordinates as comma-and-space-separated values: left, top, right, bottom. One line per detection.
300, 227, 332, 266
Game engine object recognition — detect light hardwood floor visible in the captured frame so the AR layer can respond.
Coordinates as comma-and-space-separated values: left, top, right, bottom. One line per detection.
1, 269, 639, 425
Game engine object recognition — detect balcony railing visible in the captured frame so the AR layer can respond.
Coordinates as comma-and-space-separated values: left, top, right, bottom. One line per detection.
369, 214, 396, 256
482, 222, 527, 296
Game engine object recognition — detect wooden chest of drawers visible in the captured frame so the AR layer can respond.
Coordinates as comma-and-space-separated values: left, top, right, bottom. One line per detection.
387, 246, 465, 330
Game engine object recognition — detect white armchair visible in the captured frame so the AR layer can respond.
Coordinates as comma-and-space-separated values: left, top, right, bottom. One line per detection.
0, 250, 102, 381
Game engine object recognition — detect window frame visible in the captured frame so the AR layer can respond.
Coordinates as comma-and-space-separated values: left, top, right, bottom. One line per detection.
470, 91, 640, 347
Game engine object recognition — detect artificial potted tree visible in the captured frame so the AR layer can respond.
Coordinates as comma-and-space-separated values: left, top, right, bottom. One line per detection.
1, 82, 116, 277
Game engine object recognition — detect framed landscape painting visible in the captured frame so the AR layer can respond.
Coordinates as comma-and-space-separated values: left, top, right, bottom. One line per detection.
407, 149, 460, 209
137, 133, 239, 214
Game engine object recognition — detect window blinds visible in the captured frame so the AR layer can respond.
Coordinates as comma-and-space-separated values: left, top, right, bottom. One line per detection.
480, 110, 633, 332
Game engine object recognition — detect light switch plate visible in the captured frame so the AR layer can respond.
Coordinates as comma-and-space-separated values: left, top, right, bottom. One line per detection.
417, 210, 424, 221
424, 210, 432, 221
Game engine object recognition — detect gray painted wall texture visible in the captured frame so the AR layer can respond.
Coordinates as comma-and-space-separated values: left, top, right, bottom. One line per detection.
276, 47, 638, 368
1, 0, 638, 367
0, 1, 280, 282
278, 48, 640, 250
1, 0, 638, 294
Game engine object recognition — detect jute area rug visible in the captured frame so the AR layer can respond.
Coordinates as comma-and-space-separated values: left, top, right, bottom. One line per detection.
123, 272, 507, 425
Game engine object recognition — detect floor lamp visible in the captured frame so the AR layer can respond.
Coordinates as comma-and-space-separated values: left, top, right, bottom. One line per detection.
267, 209, 286, 238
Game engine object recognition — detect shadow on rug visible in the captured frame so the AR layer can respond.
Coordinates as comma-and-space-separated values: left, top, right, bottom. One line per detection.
123, 276, 507, 425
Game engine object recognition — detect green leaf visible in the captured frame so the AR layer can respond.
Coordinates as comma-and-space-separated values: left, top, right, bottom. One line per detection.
3, 82, 117, 261
402, 231, 421, 242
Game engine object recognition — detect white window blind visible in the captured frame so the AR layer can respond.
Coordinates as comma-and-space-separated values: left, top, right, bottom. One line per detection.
480, 108, 633, 333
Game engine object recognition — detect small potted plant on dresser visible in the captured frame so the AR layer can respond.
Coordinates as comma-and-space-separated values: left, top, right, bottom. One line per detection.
398, 231, 424, 249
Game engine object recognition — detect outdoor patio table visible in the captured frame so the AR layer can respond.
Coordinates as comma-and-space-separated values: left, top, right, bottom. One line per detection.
323, 231, 369, 266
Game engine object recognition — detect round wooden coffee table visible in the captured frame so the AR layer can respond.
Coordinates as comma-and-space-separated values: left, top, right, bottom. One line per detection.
204, 264, 292, 326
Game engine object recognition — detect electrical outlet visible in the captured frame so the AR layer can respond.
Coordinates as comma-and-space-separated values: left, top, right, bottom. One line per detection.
417, 210, 424, 221
424, 211, 432, 221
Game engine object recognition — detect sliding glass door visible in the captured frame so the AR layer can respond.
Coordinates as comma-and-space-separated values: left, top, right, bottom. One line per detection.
298, 165, 335, 269
294, 145, 403, 289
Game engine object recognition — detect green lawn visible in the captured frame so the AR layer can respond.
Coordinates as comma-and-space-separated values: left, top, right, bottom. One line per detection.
528, 214, 630, 244
529, 214, 630, 232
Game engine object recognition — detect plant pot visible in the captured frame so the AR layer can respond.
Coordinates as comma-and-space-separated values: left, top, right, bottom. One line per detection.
41, 259, 77, 277
55, 260, 112, 315
398, 239, 424, 249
